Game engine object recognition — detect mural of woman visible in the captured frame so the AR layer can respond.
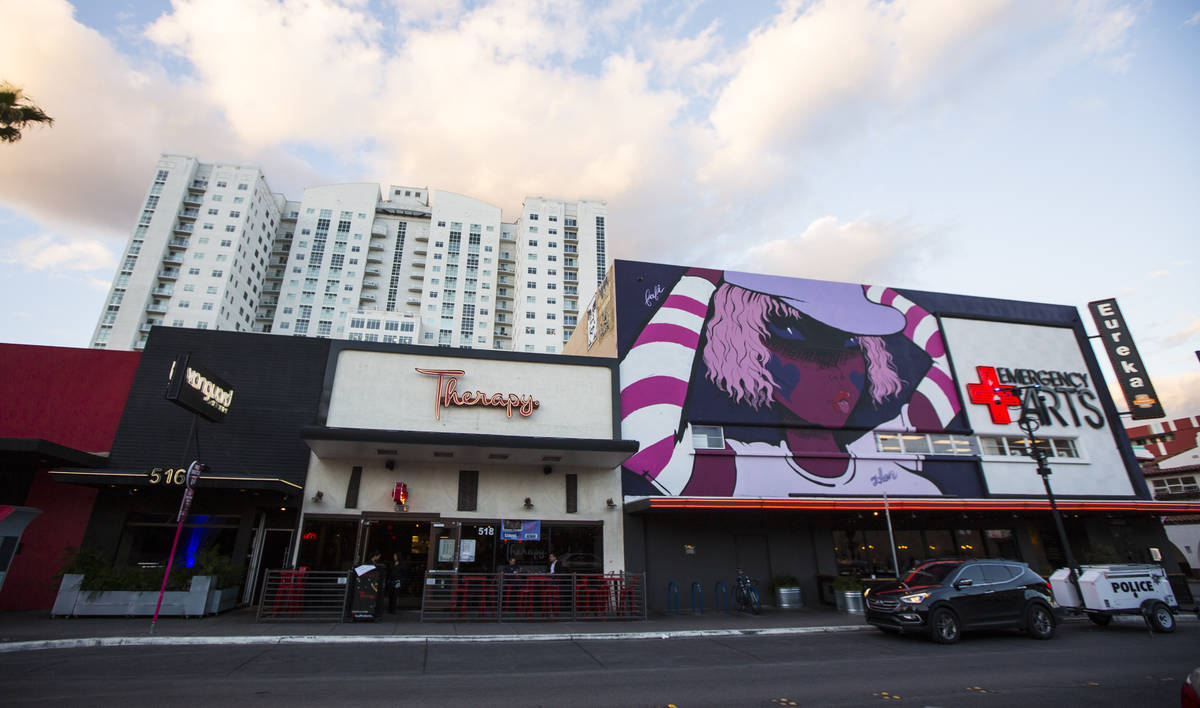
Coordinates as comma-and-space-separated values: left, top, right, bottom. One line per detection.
619, 267, 961, 497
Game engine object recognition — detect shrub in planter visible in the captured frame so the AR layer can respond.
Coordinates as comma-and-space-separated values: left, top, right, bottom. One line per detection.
193, 548, 244, 590
832, 576, 864, 593
771, 575, 800, 591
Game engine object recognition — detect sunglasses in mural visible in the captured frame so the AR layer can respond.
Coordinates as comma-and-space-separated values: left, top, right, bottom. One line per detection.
619, 267, 964, 498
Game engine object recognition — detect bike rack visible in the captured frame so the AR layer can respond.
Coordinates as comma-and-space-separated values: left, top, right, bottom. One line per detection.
666, 581, 679, 616
691, 581, 703, 615
713, 581, 727, 614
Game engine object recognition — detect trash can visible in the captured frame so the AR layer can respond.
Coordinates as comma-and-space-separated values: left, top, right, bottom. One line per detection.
349, 565, 382, 620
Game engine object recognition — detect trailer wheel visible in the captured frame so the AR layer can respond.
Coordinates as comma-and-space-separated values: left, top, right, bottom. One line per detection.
1147, 602, 1175, 634
1087, 612, 1112, 626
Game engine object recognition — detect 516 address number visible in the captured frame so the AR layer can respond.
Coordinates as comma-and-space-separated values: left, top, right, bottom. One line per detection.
148, 467, 188, 485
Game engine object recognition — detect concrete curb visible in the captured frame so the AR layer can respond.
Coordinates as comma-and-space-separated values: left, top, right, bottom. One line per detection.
0, 624, 875, 654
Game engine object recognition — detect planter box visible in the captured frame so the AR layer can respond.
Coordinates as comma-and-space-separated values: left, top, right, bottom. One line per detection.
53, 574, 236, 617
206, 585, 241, 614
774, 587, 802, 608
835, 590, 864, 614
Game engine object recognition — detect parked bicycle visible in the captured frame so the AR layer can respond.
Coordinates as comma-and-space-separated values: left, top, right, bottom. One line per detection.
733, 568, 761, 614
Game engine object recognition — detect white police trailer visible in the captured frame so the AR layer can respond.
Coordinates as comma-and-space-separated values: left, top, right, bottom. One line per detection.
1049, 564, 1177, 632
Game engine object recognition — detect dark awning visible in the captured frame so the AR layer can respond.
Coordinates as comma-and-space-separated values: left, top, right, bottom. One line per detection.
0, 438, 110, 469
49, 467, 303, 496
300, 425, 639, 469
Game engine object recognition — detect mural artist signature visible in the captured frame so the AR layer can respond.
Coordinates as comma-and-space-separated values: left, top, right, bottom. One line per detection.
644, 283, 665, 307
870, 468, 898, 487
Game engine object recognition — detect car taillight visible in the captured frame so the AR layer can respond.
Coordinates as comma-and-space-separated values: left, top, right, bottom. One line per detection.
1044, 582, 1053, 596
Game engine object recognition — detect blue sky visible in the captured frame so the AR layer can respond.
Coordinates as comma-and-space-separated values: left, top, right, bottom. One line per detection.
1, 0, 1197, 419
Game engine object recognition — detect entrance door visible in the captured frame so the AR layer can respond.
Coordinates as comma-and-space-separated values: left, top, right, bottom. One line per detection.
428, 521, 462, 572
246, 526, 293, 605
358, 519, 431, 610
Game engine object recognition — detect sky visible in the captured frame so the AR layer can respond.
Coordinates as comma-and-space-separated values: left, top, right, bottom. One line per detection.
1, 0, 1197, 422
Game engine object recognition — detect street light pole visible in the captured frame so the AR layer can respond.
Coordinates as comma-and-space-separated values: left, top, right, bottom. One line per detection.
1013, 386, 1082, 593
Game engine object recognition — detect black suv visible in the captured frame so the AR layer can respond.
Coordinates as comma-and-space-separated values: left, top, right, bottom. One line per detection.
865, 559, 1059, 644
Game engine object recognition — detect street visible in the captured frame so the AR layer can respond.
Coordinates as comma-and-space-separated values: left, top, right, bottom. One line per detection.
1, 621, 1195, 706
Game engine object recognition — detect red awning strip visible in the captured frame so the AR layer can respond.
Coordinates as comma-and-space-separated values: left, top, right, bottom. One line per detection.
644, 497, 1200, 513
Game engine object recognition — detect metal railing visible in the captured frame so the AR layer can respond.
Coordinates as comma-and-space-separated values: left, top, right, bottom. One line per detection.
420, 572, 646, 622
256, 569, 350, 622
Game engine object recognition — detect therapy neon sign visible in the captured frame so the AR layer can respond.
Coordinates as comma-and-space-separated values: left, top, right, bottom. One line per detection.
415, 368, 540, 420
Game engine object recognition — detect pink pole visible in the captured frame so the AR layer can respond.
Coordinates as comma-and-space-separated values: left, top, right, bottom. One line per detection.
150, 516, 187, 634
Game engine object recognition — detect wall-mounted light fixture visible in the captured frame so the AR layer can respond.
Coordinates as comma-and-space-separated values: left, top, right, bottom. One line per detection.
311, 490, 324, 503
523, 497, 534, 509
606, 498, 616, 508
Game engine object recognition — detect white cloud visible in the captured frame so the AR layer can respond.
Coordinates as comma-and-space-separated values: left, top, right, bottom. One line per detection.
1118, 370, 1200, 420
1158, 319, 1200, 349
1187, 11, 1200, 27
0, 234, 116, 272
740, 215, 938, 284
0, 0, 322, 240
147, 0, 388, 147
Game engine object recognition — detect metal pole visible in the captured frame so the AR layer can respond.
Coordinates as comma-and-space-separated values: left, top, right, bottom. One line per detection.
1017, 389, 1082, 597
883, 491, 901, 578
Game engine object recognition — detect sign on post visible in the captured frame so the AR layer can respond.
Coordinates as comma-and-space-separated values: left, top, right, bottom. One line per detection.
1087, 299, 1165, 420
166, 354, 234, 422
151, 460, 205, 632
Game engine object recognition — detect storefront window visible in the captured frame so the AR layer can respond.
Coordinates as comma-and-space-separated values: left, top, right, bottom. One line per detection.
923, 529, 953, 557
116, 513, 238, 568
297, 518, 358, 570
984, 529, 1019, 558
954, 528, 984, 556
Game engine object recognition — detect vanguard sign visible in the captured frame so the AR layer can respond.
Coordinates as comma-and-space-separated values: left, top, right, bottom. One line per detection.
166, 354, 234, 422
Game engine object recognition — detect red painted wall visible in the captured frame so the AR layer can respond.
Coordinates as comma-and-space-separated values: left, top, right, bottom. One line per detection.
0, 344, 141, 450
0, 344, 141, 610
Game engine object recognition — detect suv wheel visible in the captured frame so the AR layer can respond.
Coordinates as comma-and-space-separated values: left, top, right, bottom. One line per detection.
929, 608, 960, 644
1026, 603, 1055, 640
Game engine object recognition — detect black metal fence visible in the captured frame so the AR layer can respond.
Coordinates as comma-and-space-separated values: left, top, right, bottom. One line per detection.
420, 572, 647, 622
256, 569, 349, 622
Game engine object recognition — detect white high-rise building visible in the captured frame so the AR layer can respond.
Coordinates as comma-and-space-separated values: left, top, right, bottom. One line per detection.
91, 154, 607, 353
91, 155, 283, 350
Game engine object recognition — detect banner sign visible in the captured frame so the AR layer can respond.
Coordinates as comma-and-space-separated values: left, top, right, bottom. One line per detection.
166, 354, 234, 422
501, 519, 541, 541
1087, 299, 1165, 420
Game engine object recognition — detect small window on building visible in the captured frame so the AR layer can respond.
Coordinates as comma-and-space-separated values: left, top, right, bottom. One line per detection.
692, 425, 725, 450
457, 470, 479, 512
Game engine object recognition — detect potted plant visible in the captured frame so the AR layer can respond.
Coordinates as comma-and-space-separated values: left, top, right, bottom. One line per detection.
832, 575, 865, 614
772, 575, 802, 609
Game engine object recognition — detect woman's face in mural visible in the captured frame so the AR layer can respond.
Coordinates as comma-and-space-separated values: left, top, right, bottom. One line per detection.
763, 308, 866, 427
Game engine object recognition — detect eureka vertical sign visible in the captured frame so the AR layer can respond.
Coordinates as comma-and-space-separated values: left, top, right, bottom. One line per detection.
1087, 299, 1165, 420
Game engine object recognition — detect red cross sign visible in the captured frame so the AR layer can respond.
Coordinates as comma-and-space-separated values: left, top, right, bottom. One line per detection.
966, 366, 1021, 424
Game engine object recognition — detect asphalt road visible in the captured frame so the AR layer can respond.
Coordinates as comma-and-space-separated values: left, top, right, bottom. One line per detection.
2, 622, 1195, 707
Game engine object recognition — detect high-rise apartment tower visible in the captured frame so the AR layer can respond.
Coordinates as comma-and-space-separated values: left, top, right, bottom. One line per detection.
91, 154, 608, 353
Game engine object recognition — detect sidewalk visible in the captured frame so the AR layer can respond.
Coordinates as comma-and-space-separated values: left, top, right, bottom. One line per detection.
0, 604, 871, 652
4, 598, 1195, 653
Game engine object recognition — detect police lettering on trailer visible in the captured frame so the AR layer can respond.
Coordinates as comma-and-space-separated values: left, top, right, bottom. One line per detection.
1111, 580, 1156, 597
